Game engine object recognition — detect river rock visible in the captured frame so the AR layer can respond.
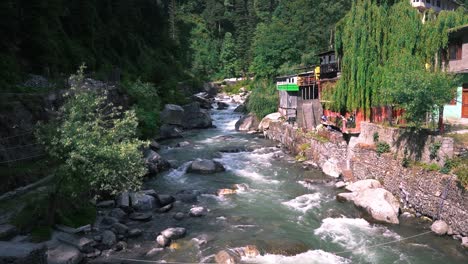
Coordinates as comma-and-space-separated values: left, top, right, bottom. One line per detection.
128, 229, 142, 238
188, 159, 225, 174
235, 114, 260, 132
96, 200, 115, 209
116, 192, 130, 211
0, 224, 17, 240
158, 195, 175, 207
321, 158, 341, 178
0, 242, 47, 263
101, 230, 117, 249
176, 141, 191, 147
189, 207, 206, 217
233, 183, 249, 191
217, 189, 237, 196
101, 216, 119, 226
336, 192, 357, 202
182, 102, 213, 129
353, 188, 400, 224
215, 250, 241, 264
258, 112, 281, 131
461, 237, 468, 249
345, 179, 382, 193
109, 208, 127, 221
129, 212, 152, 222
112, 223, 129, 236
234, 104, 246, 113
173, 212, 185, 221
113, 241, 127, 251
55, 232, 95, 253
144, 149, 171, 175
159, 124, 183, 139
156, 203, 173, 213
335, 181, 346, 189
217, 101, 229, 110
161, 104, 184, 126
156, 235, 171, 247
192, 93, 213, 109
149, 140, 161, 151
161, 227, 186, 240
130, 192, 156, 211
431, 220, 449, 235
47, 243, 83, 264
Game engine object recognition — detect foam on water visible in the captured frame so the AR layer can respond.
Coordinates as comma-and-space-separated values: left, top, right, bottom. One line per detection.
282, 193, 322, 213
165, 161, 191, 180
314, 217, 402, 263
298, 180, 318, 190
245, 250, 350, 264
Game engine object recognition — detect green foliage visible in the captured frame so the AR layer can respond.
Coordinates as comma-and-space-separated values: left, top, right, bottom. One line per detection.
333, 0, 468, 118
453, 158, 468, 189
37, 67, 147, 198
373, 132, 380, 143
402, 148, 410, 168
246, 80, 279, 118
429, 141, 442, 160
220, 32, 238, 77
376, 141, 391, 156
222, 79, 252, 94
122, 79, 161, 138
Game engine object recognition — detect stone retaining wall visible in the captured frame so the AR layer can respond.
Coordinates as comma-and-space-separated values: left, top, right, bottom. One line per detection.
264, 121, 468, 236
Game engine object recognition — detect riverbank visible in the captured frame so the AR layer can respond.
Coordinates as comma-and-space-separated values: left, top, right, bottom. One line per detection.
263, 119, 468, 241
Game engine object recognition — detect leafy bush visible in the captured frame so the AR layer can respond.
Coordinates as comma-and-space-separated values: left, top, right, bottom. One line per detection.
247, 80, 278, 119
376, 142, 390, 156
122, 79, 161, 138
37, 67, 147, 198
373, 132, 379, 143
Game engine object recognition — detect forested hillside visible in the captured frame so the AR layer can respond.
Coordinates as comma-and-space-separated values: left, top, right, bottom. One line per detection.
0, 0, 351, 88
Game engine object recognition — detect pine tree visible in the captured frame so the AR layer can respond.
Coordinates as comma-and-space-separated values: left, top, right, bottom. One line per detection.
220, 32, 237, 77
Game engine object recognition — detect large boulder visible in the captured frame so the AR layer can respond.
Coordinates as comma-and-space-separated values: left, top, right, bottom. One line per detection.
187, 159, 225, 174
321, 159, 341, 178
203, 82, 219, 97
159, 124, 183, 140
431, 220, 449, 235
192, 92, 213, 109
144, 149, 170, 175
258, 112, 281, 131
217, 101, 229, 110
352, 188, 400, 224
0, 242, 47, 264
160, 104, 185, 126
47, 244, 83, 264
182, 102, 213, 129
101, 231, 117, 249
130, 192, 157, 211
234, 104, 247, 113
235, 114, 260, 132
345, 179, 382, 193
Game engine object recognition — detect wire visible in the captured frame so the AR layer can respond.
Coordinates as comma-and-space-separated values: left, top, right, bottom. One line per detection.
0, 154, 45, 164
0, 131, 34, 140
0, 143, 41, 150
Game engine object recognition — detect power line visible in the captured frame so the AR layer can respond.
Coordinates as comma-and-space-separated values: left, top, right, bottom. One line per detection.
0, 143, 41, 150
0, 154, 45, 164
0, 131, 35, 141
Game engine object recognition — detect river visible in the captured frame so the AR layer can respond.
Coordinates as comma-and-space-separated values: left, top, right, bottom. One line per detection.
136, 98, 467, 263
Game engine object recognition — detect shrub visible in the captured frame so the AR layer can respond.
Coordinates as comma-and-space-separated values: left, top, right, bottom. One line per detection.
247, 79, 278, 119
429, 141, 441, 161
37, 66, 147, 198
373, 132, 379, 143
376, 142, 390, 156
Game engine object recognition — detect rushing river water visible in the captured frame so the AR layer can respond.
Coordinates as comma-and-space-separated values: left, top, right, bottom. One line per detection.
139, 99, 467, 264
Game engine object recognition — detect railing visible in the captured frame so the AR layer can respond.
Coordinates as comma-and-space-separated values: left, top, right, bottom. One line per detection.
297, 76, 317, 86
320, 62, 339, 75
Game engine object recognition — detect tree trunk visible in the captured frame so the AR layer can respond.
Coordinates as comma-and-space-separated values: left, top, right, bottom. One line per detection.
438, 106, 444, 134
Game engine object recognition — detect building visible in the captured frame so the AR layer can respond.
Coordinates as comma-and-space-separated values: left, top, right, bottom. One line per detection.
411, 0, 460, 12
276, 51, 341, 130
444, 24, 468, 120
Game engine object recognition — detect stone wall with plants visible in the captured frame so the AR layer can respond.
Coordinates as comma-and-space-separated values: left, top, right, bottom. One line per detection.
264, 120, 467, 236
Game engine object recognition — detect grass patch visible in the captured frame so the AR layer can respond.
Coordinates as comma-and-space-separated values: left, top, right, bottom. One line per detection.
447, 133, 468, 148
222, 79, 252, 94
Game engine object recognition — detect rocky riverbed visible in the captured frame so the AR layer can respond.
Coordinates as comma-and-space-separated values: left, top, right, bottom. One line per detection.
1, 92, 467, 264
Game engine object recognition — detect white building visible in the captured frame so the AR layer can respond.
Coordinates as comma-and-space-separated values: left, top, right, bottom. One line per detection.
410, 0, 460, 12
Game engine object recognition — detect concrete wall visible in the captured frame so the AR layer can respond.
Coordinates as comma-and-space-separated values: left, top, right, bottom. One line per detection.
264, 120, 467, 236
444, 86, 463, 120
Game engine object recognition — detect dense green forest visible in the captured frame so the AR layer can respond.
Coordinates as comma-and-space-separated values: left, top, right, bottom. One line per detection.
0, 0, 351, 86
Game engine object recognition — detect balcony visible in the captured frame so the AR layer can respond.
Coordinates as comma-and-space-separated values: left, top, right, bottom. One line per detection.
320, 63, 339, 79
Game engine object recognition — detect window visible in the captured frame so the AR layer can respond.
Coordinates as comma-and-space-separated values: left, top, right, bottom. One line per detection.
436, 0, 440, 7
301, 84, 319, 100
449, 42, 462, 61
